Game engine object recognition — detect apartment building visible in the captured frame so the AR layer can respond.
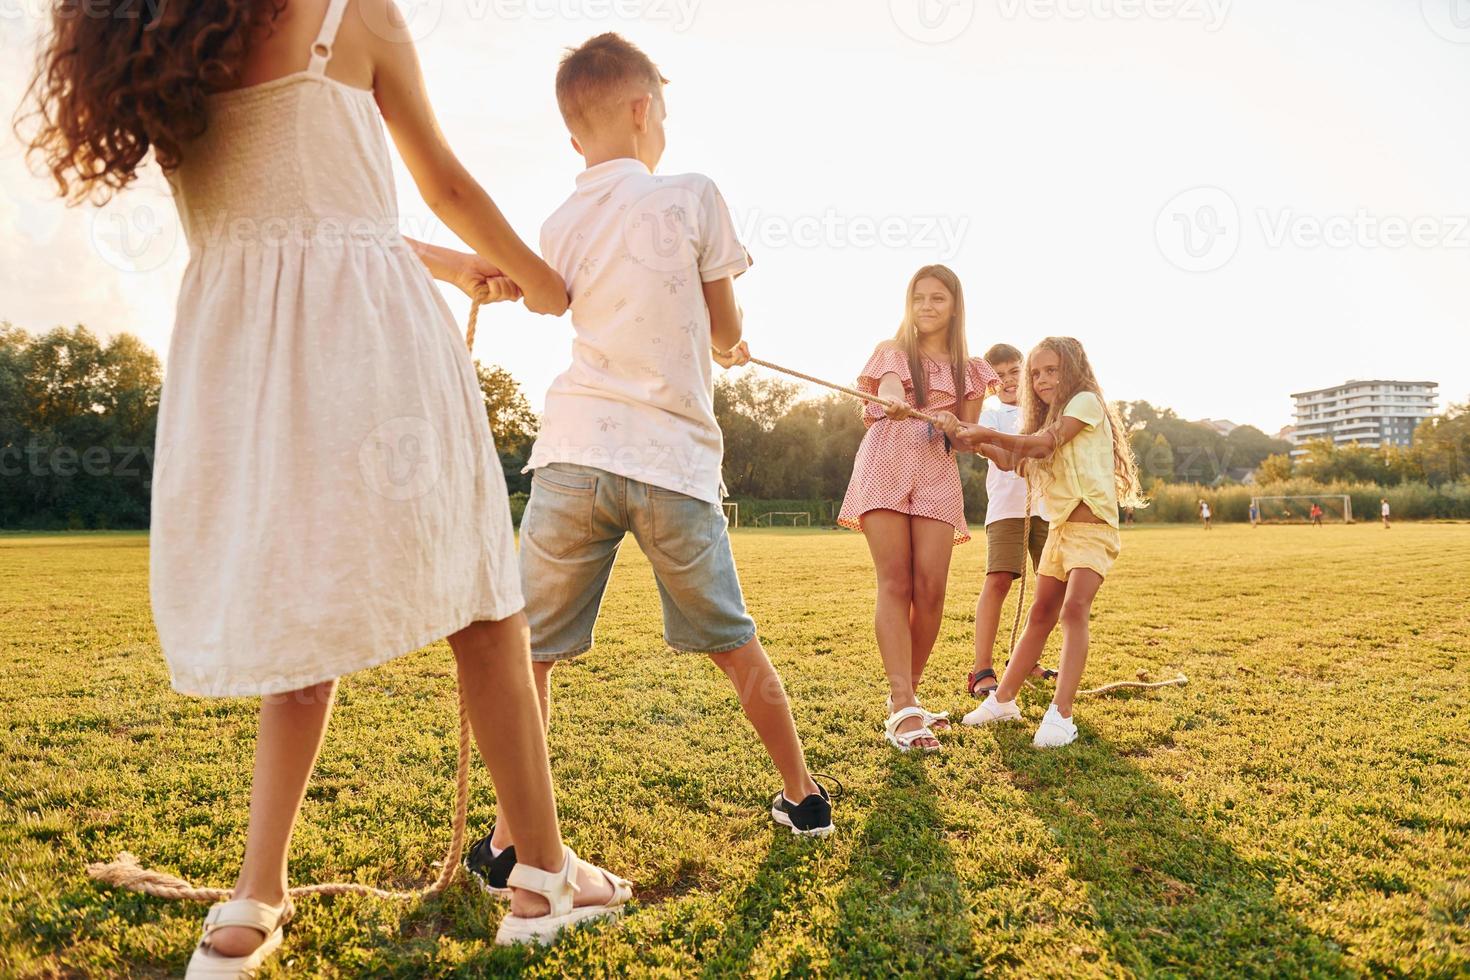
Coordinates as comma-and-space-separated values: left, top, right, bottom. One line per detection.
1290, 380, 1438, 453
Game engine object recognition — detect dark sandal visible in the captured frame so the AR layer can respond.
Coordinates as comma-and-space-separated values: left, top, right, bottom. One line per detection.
967, 668, 999, 698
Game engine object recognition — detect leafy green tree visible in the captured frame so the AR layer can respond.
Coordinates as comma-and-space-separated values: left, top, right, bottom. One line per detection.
1256, 453, 1294, 484
1412, 401, 1469, 485
475, 362, 539, 494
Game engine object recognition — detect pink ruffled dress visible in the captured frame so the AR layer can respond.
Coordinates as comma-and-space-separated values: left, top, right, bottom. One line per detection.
838, 343, 999, 545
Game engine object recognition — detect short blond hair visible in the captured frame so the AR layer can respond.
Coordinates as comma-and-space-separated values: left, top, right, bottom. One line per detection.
555, 33, 668, 134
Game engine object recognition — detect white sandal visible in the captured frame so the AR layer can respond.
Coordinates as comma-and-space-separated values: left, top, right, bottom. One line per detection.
494, 846, 633, 946
184, 897, 294, 979
884, 705, 941, 753
885, 694, 950, 732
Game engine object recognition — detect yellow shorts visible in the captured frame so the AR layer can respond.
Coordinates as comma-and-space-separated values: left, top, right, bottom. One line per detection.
1037, 522, 1121, 581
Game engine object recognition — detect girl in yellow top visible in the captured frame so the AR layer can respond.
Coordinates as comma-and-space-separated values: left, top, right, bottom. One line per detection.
941, 337, 1145, 748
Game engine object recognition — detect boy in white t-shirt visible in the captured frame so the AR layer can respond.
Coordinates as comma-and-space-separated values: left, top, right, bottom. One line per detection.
466, 36, 832, 891
963, 345, 1051, 701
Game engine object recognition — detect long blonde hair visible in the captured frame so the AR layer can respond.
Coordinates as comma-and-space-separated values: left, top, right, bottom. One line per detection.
1020, 336, 1146, 508
892, 264, 969, 409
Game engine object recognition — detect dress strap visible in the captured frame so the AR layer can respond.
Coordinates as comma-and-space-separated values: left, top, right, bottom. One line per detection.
307, 0, 352, 76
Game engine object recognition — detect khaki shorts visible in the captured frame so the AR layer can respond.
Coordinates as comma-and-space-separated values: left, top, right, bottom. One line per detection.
1037, 522, 1122, 582
984, 518, 1049, 578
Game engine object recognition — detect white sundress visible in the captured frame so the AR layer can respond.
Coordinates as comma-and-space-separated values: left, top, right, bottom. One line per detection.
152, 0, 522, 697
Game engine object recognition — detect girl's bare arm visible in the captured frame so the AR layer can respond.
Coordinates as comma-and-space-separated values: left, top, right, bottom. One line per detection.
366, 0, 567, 315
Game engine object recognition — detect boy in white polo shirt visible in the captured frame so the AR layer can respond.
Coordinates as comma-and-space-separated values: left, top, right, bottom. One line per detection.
962, 344, 1051, 705
465, 35, 832, 891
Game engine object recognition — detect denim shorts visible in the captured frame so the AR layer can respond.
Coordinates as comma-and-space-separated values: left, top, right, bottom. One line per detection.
519, 463, 758, 661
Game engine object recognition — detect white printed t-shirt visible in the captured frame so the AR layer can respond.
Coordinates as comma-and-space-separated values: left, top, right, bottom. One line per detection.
980, 403, 1044, 525
526, 159, 749, 504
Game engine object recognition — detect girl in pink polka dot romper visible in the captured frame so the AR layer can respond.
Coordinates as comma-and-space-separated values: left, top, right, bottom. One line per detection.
839, 265, 999, 754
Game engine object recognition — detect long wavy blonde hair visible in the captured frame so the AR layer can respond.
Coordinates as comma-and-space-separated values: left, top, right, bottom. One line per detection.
892, 264, 969, 410
1020, 336, 1146, 508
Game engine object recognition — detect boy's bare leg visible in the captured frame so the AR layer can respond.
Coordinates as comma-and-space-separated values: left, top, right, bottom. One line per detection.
488, 659, 555, 853
907, 516, 955, 691
710, 637, 820, 802
973, 572, 1014, 677
1052, 569, 1104, 717
209, 680, 336, 958
994, 575, 1065, 703
449, 619, 613, 916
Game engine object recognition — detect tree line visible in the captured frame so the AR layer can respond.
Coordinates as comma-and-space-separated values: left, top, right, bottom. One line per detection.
3, 325, 1466, 529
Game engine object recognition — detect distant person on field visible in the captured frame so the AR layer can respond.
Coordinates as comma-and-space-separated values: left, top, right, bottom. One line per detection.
468, 35, 836, 890
965, 343, 1056, 703
1381, 498, 1391, 529
1124, 506, 1136, 526
1311, 502, 1324, 527
1249, 501, 1260, 528
837, 265, 1000, 754
944, 337, 1147, 749
1199, 499, 1213, 530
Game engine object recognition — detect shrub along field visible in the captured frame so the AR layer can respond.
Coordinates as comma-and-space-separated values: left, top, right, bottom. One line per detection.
2, 525, 1467, 977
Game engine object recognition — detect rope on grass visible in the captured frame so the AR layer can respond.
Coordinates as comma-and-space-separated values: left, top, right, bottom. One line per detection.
88, 693, 473, 903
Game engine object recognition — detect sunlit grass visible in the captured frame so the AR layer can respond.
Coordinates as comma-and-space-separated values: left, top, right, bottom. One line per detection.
2, 525, 1467, 977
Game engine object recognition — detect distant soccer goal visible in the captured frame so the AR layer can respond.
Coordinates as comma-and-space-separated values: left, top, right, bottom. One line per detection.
1251, 494, 1354, 524
721, 501, 739, 528
753, 511, 811, 528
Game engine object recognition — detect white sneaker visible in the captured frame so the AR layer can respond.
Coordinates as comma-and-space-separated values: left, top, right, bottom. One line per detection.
1032, 705, 1078, 748
961, 693, 1022, 727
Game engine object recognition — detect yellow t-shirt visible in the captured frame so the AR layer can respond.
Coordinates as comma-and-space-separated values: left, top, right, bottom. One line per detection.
1040, 391, 1119, 529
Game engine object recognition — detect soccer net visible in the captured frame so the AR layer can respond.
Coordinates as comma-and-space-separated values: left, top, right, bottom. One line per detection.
1251, 494, 1354, 524
752, 511, 812, 527
722, 501, 739, 528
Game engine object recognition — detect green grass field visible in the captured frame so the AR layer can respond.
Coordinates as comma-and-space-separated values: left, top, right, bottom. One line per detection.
3, 525, 1468, 978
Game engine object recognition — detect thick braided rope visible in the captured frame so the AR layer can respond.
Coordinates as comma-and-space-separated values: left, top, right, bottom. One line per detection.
747, 357, 945, 426
87, 298, 491, 905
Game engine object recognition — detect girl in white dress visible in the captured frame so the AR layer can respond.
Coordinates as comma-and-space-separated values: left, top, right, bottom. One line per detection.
24, 0, 628, 970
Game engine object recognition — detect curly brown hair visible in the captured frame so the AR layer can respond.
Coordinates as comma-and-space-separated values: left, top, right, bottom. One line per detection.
18, 0, 283, 204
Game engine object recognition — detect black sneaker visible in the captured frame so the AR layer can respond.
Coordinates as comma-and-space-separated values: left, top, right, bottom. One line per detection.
770, 781, 835, 837
463, 832, 516, 896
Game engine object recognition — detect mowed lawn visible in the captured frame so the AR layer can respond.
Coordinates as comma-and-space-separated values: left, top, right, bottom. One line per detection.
2, 524, 1468, 978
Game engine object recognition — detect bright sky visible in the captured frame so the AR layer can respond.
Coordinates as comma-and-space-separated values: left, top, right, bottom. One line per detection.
4, 0, 1468, 434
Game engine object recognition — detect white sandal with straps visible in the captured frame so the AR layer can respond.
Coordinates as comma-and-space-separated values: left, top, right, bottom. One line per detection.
885, 695, 951, 732
184, 897, 294, 979
494, 846, 633, 946
884, 705, 941, 753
